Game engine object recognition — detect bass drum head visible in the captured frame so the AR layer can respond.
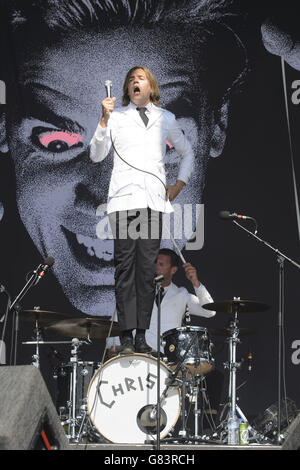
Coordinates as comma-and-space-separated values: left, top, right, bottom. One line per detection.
87, 353, 180, 444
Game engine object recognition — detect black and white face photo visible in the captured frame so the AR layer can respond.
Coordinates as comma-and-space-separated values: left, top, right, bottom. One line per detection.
1, 0, 300, 424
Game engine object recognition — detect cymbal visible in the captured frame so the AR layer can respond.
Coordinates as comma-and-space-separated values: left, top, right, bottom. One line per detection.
19, 309, 70, 323
45, 317, 120, 339
202, 300, 271, 314
209, 327, 255, 337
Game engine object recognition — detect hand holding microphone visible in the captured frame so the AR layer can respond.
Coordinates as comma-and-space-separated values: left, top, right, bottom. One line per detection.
100, 80, 116, 128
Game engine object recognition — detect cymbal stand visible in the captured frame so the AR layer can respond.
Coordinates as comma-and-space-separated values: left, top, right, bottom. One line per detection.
178, 367, 188, 439
228, 309, 239, 427
31, 319, 43, 368
217, 306, 266, 443
67, 338, 85, 441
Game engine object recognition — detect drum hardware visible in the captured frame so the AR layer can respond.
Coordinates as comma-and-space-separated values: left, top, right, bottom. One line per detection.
222, 217, 300, 444
160, 325, 216, 444
203, 298, 269, 444
51, 338, 93, 441
20, 308, 71, 323
5, 258, 54, 364
44, 317, 120, 340
21, 307, 72, 368
162, 326, 215, 376
178, 367, 188, 439
190, 375, 217, 440
66, 338, 92, 441
159, 332, 210, 444
251, 398, 298, 442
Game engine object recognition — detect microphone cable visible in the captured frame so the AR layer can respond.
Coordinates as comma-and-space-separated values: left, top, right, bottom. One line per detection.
109, 129, 169, 202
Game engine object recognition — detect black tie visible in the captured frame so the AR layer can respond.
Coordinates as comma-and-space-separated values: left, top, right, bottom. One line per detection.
155, 288, 165, 306
136, 107, 149, 127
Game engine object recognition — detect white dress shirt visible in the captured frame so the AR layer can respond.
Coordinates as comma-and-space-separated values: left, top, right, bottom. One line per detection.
146, 282, 215, 351
106, 281, 215, 350
90, 102, 194, 214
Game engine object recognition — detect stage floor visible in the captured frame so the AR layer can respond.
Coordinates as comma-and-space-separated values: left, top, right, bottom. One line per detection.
69, 442, 282, 451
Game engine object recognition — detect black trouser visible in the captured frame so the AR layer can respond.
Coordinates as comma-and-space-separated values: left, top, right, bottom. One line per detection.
109, 208, 162, 332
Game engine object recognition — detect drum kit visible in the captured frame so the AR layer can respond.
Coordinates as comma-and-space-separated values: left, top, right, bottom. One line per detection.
20, 298, 273, 446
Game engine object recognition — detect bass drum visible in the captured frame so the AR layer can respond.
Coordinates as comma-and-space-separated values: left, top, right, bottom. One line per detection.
87, 353, 180, 443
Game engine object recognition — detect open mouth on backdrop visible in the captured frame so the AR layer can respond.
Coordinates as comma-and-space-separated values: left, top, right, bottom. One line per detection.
62, 226, 114, 272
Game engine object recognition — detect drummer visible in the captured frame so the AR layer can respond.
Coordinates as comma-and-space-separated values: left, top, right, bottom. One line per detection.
107, 248, 215, 354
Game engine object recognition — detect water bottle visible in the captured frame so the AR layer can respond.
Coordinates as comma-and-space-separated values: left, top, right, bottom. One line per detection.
227, 414, 239, 445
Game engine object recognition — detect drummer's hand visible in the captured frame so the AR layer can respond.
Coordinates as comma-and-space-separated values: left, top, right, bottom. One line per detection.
183, 263, 200, 288
107, 346, 120, 358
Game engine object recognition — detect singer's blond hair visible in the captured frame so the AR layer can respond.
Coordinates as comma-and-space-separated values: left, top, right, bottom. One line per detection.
122, 66, 160, 107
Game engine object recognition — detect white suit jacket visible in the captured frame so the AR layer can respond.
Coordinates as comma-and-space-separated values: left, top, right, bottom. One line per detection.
106, 282, 215, 350
89, 102, 194, 214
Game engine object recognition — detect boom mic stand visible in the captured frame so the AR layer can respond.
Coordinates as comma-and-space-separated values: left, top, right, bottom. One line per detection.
8, 268, 41, 365
230, 219, 300, 444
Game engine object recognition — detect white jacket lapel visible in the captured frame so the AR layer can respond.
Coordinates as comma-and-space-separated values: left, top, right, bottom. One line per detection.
147, 104, 163, 129
123, 103, 163, 129
124, 103, 145, 128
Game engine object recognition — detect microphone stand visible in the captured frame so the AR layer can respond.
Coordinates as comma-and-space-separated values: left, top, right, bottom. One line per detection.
8, 269, 40, 365
231, 220, 300, 444
154, 277, 163, 451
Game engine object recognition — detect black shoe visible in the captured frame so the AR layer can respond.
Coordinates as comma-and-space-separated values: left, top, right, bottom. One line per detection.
119, 337, 135, 355
135, 335, 152, 354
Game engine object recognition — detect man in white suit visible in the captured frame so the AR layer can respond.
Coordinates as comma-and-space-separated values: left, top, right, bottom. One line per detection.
90, 67, 194, 354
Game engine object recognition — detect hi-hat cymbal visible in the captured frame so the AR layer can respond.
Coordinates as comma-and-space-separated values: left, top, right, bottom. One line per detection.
209, 327, 255, 337
202, 299, 271, 314
45, 317, 120, 339
19, 309, 70, 323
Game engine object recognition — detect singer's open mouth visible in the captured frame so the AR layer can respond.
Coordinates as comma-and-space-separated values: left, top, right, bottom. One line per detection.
62, 226, 114, 271
133, 86, 140, 94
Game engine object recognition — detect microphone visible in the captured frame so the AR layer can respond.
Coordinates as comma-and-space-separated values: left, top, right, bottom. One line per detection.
219, 210, 255, 221
35, 256, 55, 284
105, 80, 112, 98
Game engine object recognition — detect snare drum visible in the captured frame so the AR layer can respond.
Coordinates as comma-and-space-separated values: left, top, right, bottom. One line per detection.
87, 353, 181, 443
162, 326, 214, 376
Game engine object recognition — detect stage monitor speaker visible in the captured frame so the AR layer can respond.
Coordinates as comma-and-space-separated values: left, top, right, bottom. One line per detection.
282, 412, 300, 450
0, 365, 70, 450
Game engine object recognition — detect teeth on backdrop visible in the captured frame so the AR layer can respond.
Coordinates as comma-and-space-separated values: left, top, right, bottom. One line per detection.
76, 233, 114, 261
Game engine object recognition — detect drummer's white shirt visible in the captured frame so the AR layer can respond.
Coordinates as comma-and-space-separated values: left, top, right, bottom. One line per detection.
146, 282, 215, 351
107, 282, 215, 350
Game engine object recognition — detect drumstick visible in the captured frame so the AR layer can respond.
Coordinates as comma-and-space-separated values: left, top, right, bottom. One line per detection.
164, 225, 186, 264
